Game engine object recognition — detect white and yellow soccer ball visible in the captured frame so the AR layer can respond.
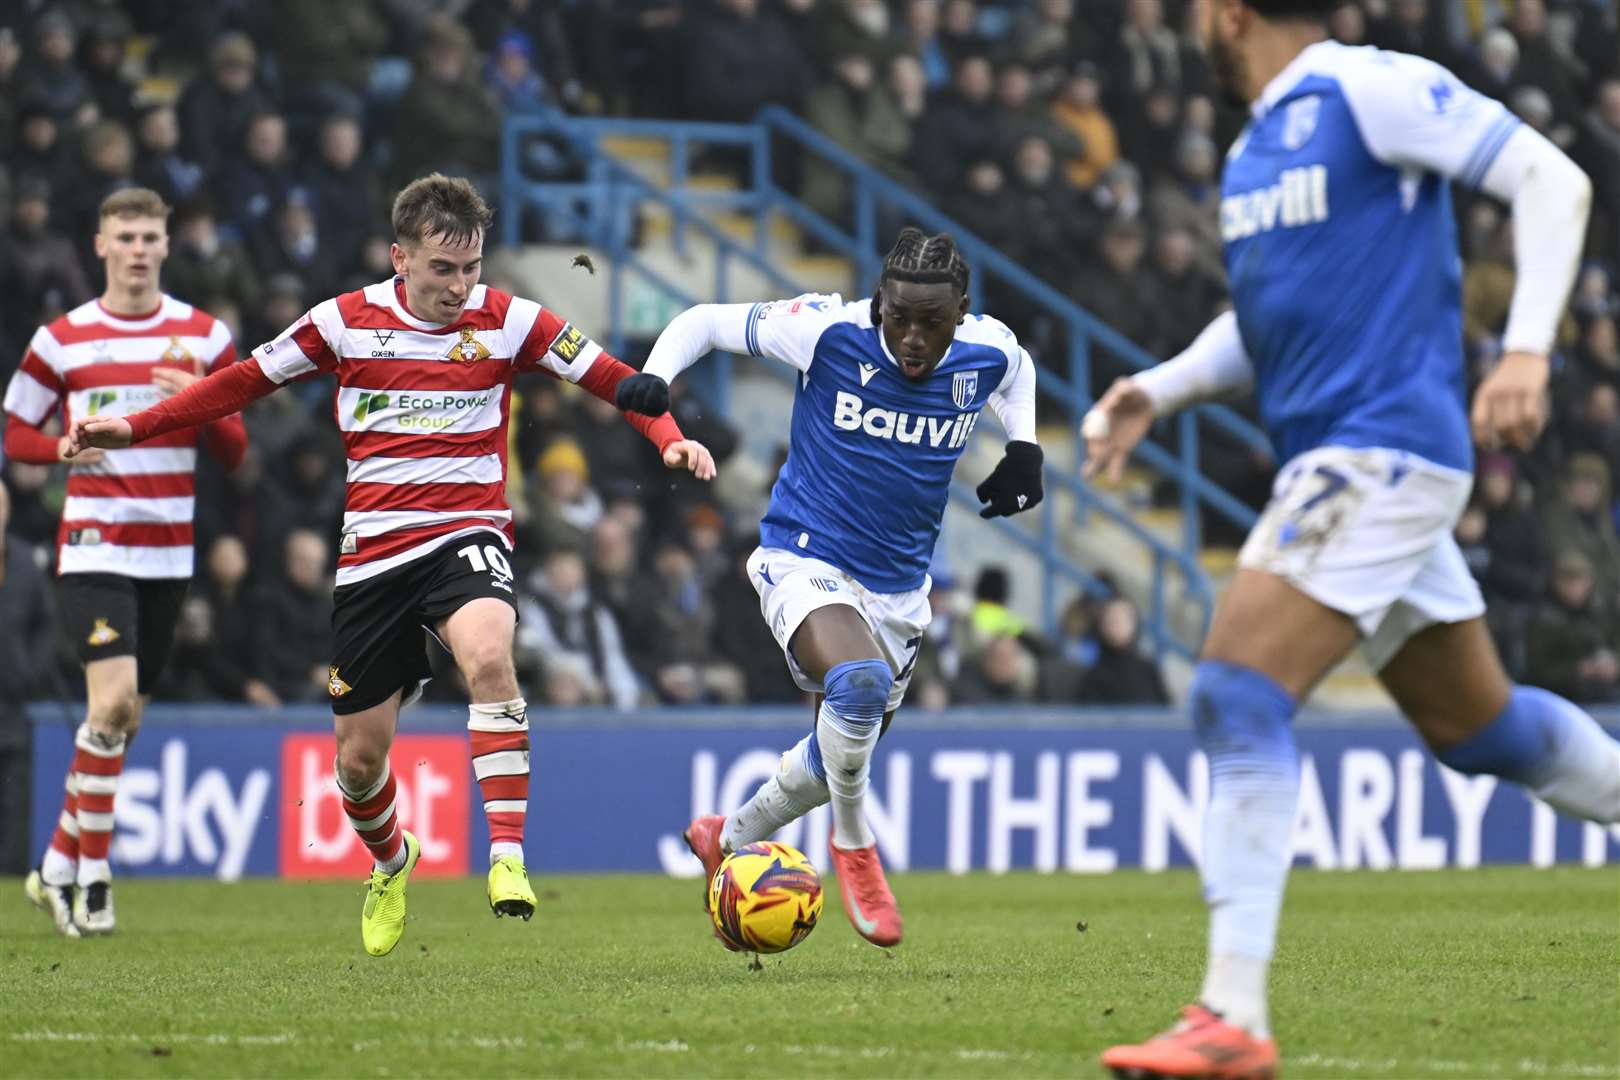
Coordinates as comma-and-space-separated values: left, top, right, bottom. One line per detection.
707, 841, 824, 954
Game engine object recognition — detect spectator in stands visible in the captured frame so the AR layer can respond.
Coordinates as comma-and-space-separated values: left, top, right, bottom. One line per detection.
1511, 85, 1575, 152
970, 566, 1026, 648
177, 32, 271, 175
996, 62, 1080, 161
624, 536, 744, 704
8, 178, 94, 334
1473, 453, 1547, 610
0, 480, 53, 874
252, 528, 335, 702
1146, 225, 1225, 357
245, 272, 307, 354
67, 119, 138, 267
1507, 0, 1583, 131
80, 10, 136, 125
18, 10, 87, 124
1081, 596, 1169, 705
301, 111, 379, 282
952, 633, 1040, 704
1071, 217, 1157, 357
949, 161, 1020, 250
202, 535, 280, 706
681, 0, 811, 128
273, 0, 387, 104
393, 17, 503, 186
133, 104, 206, 208
1542, 453, 1620, 612
251, 189, 337, 302
1564, 383, 1620, 480
216, 110, 297, 239
1114, 0, 1184, 100
900, 0, 952, 89
528, 438, 604, 554
1005, 135, 1092, 286
12, 99, 75, 197
911, 54, 1000, 192
0, 27, 20, 156
1570, 314, 1620, 396
515, 547, 641, 709
164, 199, 261, 315
255, 428, 347, 571
468, 0, 585, 111
486, 29, 555, 115
1052, 62, 1120, 190
1575, 80, 1620, 258
803, 51, 911, 221
1149, 130, 1225, 282
1526, 551, 1620, 704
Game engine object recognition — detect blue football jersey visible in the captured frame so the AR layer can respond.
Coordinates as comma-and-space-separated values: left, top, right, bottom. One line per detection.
741, 295, 1033, 593
1221, 41, 1521, 472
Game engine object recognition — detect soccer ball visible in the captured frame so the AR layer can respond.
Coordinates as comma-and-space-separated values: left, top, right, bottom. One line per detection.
707, 841, 824, 954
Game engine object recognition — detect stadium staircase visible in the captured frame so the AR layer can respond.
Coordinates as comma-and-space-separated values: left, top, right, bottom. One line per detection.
499, 111, 1391, 707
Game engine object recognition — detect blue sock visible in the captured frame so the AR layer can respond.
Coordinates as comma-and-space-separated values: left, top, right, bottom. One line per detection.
1436, 686, 1620, 822
1192, 659, 1300, 1037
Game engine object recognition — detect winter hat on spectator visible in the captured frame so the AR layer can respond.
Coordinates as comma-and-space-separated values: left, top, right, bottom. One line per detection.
537, 439, 589, 481
210, 32, 257, 72
1243, 0, 1338, 17
1554, 550, 1595, 579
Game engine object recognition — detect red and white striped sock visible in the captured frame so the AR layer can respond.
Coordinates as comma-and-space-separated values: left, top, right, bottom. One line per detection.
468, 698, 529, 865
337, 760, 406, 874
40, 773, 80, 886
73, 723, 127, 887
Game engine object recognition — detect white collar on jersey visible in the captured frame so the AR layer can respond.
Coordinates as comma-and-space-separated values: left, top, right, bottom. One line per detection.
1250, 38, 1339, 119
377, 276, 488, 331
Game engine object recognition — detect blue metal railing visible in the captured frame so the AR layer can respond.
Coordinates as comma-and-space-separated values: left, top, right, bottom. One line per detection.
500, 112, 1257, 657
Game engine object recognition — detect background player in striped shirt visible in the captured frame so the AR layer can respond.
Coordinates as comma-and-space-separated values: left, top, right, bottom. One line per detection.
3, 187, 248, 938
68, 174, 717, 957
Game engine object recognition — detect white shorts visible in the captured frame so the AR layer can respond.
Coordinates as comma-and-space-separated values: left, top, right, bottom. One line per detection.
746, 546, 932, 713
1238, 445, 1485, 672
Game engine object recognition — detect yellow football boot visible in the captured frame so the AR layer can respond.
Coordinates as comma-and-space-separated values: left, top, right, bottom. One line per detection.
360, 831, 420, 956
487, 854, 536, 920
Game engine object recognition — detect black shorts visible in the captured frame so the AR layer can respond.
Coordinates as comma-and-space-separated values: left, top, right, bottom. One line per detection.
57, 573, 190, 694
328, 533, 518, 715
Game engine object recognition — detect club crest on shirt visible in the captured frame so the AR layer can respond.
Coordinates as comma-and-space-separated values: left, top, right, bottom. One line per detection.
952, 370, 979, 409
328, 666, 353, 697
1281, 95, 1321, 151
87, 618, 120, 646
160, 335, 195, 365
446, 328, 491, 364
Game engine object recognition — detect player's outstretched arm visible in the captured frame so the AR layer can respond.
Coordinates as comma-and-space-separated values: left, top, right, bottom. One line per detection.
1082, 310, 1255, 483
67, 359, 279, 459
661, 439, 717, 481
981, 343, 1044, 517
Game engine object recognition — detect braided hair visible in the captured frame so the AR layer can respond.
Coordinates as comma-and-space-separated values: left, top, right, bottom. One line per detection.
880, 227, 970, 294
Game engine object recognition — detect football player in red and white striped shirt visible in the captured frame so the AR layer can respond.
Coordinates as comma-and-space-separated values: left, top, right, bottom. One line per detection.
6, 187, 248, 937
70, 173, 716, 956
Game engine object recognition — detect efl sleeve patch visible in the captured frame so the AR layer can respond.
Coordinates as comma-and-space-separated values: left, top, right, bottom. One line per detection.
548, 323, 588, 364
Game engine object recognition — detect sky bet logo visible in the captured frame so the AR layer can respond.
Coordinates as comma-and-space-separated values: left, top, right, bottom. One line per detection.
832, 390, 980, 449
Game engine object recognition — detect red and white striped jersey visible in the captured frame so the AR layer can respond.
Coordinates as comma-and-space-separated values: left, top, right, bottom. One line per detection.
2, 296, 238, 579
252, 278, 613, 587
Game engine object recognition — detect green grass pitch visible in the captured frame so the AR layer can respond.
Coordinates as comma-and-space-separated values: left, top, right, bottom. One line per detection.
2, 867, 1616, 1078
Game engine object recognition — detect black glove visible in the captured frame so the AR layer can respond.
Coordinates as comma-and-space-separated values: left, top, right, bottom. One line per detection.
975, 440, 1044, 519
615, 372, 670, 416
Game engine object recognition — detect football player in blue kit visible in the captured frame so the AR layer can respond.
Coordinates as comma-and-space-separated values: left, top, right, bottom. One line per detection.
1083, 1, 1620, 1076
617, 229, 1042, 947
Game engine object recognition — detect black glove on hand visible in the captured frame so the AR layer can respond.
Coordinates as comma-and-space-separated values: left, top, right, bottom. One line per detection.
615, 372, 670, 416
975, 440, 1044, 518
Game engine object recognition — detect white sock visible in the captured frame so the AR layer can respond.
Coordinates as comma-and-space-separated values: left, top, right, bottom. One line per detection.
490, 842, 523, 865
1201, 952, 1272, 1038
816, 706, 880, 850
41, 847, 76, 887
1529, 703, 1620, 823
1199, 771, 1298, 1038
77, 857, 111, 887
721, 735, 829, 851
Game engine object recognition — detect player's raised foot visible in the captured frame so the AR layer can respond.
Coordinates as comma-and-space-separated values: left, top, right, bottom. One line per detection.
827, 839, 902, 947
360, 831, 421, 957
683, 814, 727, 901
487, 854, 536, 920
1100, 1004, 1278, 1080
24, 870, 80, 939
72, 881, 115, 936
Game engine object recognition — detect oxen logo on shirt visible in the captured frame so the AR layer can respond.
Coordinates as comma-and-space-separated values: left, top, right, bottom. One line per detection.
446, 328, 492, 364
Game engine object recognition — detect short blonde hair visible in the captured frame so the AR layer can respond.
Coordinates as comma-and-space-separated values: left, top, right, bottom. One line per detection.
100, 187, 171, 223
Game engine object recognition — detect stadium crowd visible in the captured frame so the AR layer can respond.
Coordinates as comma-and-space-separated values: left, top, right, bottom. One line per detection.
0, 0, 1617, 721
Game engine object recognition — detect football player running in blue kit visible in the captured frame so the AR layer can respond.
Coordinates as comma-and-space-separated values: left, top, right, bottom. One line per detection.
617, 229, 1042, 947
